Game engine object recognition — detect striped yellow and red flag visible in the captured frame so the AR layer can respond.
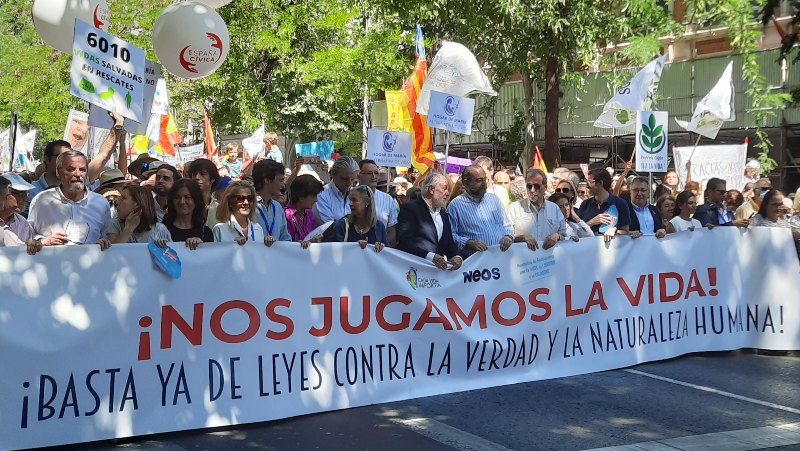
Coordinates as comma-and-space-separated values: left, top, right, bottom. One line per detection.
203, 108, 218, 158
401, 25, 434, 174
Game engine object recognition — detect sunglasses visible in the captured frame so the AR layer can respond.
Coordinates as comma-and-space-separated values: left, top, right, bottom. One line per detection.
230, 195, 255, 204
526, 183, 543, 191
554, 187, 572, 193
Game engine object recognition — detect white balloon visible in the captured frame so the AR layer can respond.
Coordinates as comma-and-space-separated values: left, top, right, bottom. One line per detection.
152, 2, 230, 80
194, 0, 234, 8
32, 0, 111, 53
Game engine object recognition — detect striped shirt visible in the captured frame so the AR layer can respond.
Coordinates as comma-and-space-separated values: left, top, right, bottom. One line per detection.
374, 189, 399, 227
447, 192, 512, 249
314, 182, 350, 226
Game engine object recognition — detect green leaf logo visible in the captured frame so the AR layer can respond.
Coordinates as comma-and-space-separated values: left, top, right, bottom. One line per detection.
615, 110, 630, 124
639, 113, 666, 154
98, 87, 115, 100
79, 78, 95, 94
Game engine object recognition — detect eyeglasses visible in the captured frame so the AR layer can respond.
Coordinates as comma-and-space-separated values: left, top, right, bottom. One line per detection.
230, 195, 255, 204
554, 187, 571, 193
526, 183, 543, 191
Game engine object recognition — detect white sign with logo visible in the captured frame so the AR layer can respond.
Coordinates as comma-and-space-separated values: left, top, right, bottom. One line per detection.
367, 129, 412, 167
70, 19, 146, 122
88, 60, 162, 135
426, 91, 475, 135
635, 111, 668, 172
673, 143, 747, 192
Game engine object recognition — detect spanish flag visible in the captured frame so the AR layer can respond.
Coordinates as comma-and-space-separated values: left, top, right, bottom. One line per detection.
533, 145, 548, 174
401, 25, 434, 174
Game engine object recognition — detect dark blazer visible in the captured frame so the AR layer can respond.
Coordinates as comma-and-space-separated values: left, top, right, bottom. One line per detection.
397, 197, 460, 260
627, 202, 664, 232
693, 202, 733, 227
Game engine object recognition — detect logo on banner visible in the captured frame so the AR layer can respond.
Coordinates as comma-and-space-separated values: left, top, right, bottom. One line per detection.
406, 267, 440, 289
463, 267, 501, 283
180, 33, 224, 74
639, 113, 666, 154
406, 267, 418, 289
444, 96, 460, 116
383, 132, 397, 152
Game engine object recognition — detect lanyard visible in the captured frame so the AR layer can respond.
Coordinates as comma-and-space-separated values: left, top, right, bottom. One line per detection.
233, 221, 255, 241
258, 202, 277, 236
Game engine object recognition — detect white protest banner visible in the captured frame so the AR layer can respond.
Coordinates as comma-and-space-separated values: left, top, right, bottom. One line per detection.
594, 55, 666, 132
673, 143, 747, 192
62, 109, 90, 152
675, 61, 735, 140
1, 228, 798, 450
241, 125, 265, 160
416, 41, 496, 115
160, 143, 205, 166
89, 60, 162, 135
70, 19, 146, 122
366, 129, 412, 167
635, 111, 668, 172
426, 91, 475, 135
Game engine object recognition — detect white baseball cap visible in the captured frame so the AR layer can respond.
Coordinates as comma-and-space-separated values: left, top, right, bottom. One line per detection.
1, 172, 35, 191
746, 160, 760, 169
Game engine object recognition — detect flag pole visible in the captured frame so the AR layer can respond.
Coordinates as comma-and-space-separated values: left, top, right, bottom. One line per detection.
444, 130, 450, 175
687, 133, 701, 160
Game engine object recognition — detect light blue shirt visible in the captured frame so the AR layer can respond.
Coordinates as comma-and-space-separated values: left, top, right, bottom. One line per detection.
447, 192, 512, 249
314, 182, 350, 226
255, 198, 291, 241
632, 203, 655, 234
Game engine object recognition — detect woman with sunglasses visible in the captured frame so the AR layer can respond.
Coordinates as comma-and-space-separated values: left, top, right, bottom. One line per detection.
163, 179, 214, 250
325, 185, 386, 252
553, 178, 581, 208
212, 181, 274, 246
108, 185, 172, 245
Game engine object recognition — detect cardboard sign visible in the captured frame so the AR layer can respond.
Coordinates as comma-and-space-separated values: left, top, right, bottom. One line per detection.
88, 61, 162, 135
70, 19, 146, 122
366, 129, 412, 167
635, 111, 668, 172
426, 91, 475, 135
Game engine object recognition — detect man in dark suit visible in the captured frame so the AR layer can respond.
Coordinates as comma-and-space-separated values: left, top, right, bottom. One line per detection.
627, 176, 667, 239
397, 172, 463, 270
693, 177, 742, 227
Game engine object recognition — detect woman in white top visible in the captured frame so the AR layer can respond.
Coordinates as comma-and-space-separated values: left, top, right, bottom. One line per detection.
667, 191, 705, 234
549, 192, 592, 241
212, 181, 274, 247
108, 185, 172, 245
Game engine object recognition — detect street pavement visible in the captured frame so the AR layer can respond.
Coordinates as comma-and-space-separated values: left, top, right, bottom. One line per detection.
42, 350, 800, 451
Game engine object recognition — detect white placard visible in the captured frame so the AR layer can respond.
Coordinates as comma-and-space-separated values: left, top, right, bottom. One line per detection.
635, 111, 668, 172
673, 144, 747, 192
62, 109, 90, 152
88, 60, 162, 135
70, 19, 146, 122
426, 91, 475, 135
366, 129, 412, 167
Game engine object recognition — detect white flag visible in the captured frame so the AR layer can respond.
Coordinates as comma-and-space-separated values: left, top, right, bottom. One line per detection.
594, 55, 666, 132
241, 124, 265, 161
14, 129, 38, 172
416, 41, 496, 115
674, 61, 734, 140
0, 128, 10, 169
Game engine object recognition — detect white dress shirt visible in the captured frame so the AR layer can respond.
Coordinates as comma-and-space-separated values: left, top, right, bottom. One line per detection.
507, 199, 566, 242
28, 187, 111, 245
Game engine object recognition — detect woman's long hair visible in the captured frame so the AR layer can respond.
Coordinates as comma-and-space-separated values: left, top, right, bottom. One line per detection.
216, 181, 257, 223
673, 191, 694, 218
756, 189, 781, 218
164, 178, 206, 230
122, 185, 157, 234
347, 185, 377, 228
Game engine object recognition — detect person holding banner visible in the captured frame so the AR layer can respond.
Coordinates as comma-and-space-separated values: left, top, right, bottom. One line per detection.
749, 189, 800, 258
577, 168, 630, 241
285, 175, 324, 244
147, 163, 181, 222
507, 168, 566, 250
358, 159, 398, 247
549, 192, 593, 240
397, 172, 462, 270
0, 172, 35, 241
655, 194, 677, 229
627, 177, 667, 239
251, 159, 291, 243
107, 186, 172, 245
692, 178, 747, 228
0, 176, 41, 254
213, 181, 273, 246
314, 156, 359, 226
326, 185, 386, 252
163, 179, 214, 249
667, 191, 705, 233
188, 159, 221, 227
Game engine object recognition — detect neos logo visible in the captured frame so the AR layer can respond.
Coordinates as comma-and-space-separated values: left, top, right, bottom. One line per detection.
382, 132, 397, 152
463, 267, 500, 283
444, 96, 460, 116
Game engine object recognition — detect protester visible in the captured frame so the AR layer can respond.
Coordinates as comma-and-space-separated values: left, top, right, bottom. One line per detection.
655, 194, 676, 229
493, 170, 511, 190
743, 160, 760, 187
147, 163, 181, 222
393, 176, 411, 205
315, 156, 359, 225
213, 181, 273, 246
667, 191, 704, 233
396, 172, 462, 269
162, 179, 214, 249
627, 176, 666, 238
285, 174, 324, 243
95, 168, 129, 214
260, 132, 283, 163
326, 185, 386, 252
0, 176, 40, 254
251, 159, 291, 242
576, 181, 589, 201
128, 153, 159, 181
736, 178, 771, 220
28, 150, 111, 249
549, 192, 592, 240
684, 181, 701, 199
724, 189, 745, 213
475, 156, 511, 208
663, 170, 680, 194
0, 172, 35, 241
749, 189, 796, 230
359, 159, 399, 246
28, 140, 73, 204
507, 167, 566, 250
447, 165, 513, 257
577, 168, 630, 241
107, 186, 172, 245
554, 178, 581, 208
188, 158, 221, 227
221, 143, 244, 179
691, 177, 736, 227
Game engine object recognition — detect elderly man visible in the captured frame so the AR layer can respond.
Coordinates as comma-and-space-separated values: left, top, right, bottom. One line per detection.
507, 167, 566, 250
314, 156, 359, 226
359, 159, 399, 246
577, 167, 630, 241
447, 165, 513, 257
252, 159, 291, 242
475, 156, 511, 208
736, 177, 771, 221
393, 176, 412, 205
0, 176, 40, 254
28, 150, 111, 248
0, 172, 36, 241
397, 172, 462, 270
627, 176, 666, 239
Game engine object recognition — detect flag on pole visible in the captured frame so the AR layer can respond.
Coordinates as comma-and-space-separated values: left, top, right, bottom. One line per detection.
401, 25, 435, 174
241, 124, 265, 173
594, 55, 666, 132
533, 145, 548, 174
203, 108, 218, 158
129, 113, 182, 156
386, 90, 413, 133
674, 61, 735, 139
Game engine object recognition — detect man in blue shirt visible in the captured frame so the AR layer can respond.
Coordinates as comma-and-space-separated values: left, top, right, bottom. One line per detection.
577, 167, 630, 241
314, 156, 359, 226
627, 176, 666, 239
693, 177, 746, 227
252, 159, 291, 242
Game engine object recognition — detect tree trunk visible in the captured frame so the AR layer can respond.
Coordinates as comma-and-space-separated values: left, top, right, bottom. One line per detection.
520, 72, 535, 171
544, 53, 561, 170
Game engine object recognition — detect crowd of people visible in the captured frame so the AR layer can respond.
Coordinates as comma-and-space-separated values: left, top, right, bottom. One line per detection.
2, 133, 800, 266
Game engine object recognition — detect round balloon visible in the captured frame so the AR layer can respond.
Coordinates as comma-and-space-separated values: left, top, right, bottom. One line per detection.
152, 2, 230, 80
195, 0, 233, 8
32, 0, 111, 53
